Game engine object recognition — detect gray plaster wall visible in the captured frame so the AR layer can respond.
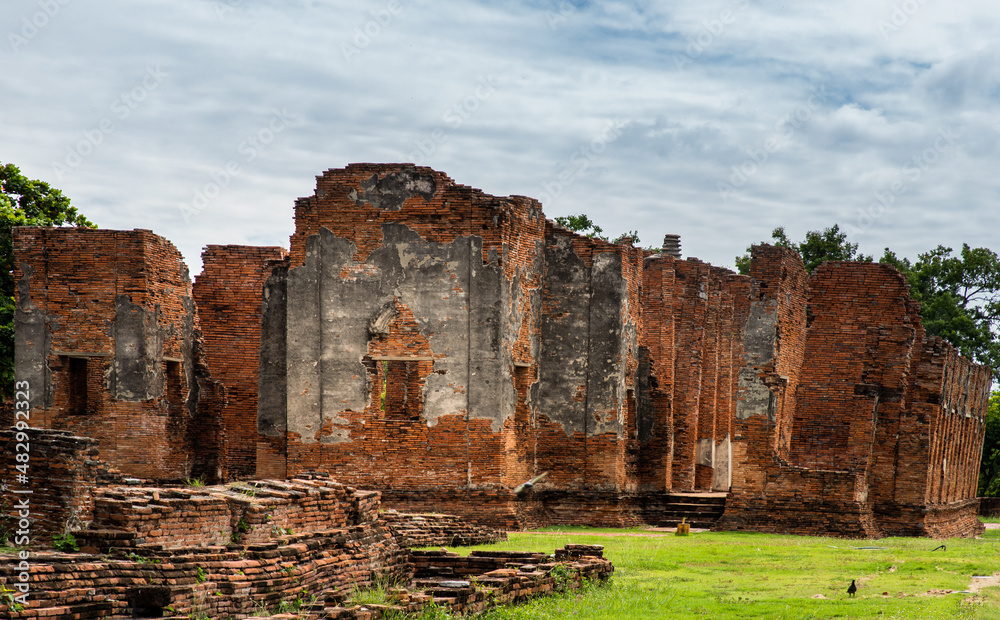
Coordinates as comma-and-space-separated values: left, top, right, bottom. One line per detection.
736, 299, 778, 421
538, 236, 630, 437
108, 295, 166, 402
538, 235, 590, 435
279, 224, 507, 445
14, 264, 53, 410
258, 264, 288, 436
712, 435, 732, 491
588, 251, 629, 437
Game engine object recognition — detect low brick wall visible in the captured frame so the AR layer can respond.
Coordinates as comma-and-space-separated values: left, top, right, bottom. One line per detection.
0, 429, 102, 545
381, 488, 656, 530
381, 511, 507, 547
78, 476, 379, 552
0, 526, 409, 619
715, 467, 882, 538
314, 544, 613, 619
0, 538, 610, 619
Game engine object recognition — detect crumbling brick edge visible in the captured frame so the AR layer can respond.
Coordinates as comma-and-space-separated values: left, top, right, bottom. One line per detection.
0, 541, 611, 619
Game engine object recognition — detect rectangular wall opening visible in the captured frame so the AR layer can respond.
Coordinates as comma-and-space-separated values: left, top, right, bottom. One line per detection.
67, 356, 88, 414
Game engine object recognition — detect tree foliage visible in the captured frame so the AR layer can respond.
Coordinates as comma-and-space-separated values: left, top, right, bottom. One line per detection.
1, 162, 94, 399
979, 391, 1000, 497
735, 224, 872, 274
554, 214, 607, 240
554, 214, 643, 247
881, 244, 1000, 377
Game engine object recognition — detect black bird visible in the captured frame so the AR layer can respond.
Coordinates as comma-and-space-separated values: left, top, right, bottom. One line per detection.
513, 471, 549, 497
847, 580, 857, 597
931, 544, 946, 551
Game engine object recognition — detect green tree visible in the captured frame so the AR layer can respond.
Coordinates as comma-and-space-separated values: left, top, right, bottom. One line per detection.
1, 162, 94, 399
735, 224, 872, 274
881, 244, 1000, 378
979, 391, 1000, 497
554, 214, 607, 240
554, 214, 646, 247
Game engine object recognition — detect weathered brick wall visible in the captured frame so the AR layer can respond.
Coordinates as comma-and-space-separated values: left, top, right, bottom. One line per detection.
78, 476, 380, 551
11, 228, 218, 481
271, 165, 543, 497
0, 526, 410, 619
0, 429, 101, 544
193, 245, 288, 480
788, 262, 916, 470
270, 164, 662, 524
636, 255, 676, 492
719, 248, 989, 538
637, 256, 749, 494
381, 511, 507, 547
536, 225, 644, 494
10, 165, 992, 539
873, 337, 990, 537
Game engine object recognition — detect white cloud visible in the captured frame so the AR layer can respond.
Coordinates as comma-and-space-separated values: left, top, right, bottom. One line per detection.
2, 0, 999, 273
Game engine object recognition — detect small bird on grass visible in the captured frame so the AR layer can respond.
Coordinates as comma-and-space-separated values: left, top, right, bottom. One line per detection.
847, 580, 857, 597
513, 471, 549, 496
931, 544, 946, 551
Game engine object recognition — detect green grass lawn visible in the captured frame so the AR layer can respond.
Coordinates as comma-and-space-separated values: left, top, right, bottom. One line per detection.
451, 527, 1000, 620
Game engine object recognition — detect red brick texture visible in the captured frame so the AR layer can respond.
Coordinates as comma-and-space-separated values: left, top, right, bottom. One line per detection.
0, 480, 413, 618
0, 429, 103, 544
716, 249, 989, 538
12, 228, 224, 481
193, 245, 288, 480
381, 511, 507, 547
10, 164, 992, 540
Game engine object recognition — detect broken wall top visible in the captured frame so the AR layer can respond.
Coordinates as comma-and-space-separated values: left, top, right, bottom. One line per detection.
289, 163, 545, 267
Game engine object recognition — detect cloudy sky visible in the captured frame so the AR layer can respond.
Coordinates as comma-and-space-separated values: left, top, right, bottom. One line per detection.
3, 0, 999, 273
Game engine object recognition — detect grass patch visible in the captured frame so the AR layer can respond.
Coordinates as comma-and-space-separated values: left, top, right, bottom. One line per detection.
348, 576, 405, 607
980, 515, 1000, 524
457, 527, 1000, 619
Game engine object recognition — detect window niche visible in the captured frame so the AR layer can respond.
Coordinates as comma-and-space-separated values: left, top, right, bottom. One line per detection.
66, 356, 89, 414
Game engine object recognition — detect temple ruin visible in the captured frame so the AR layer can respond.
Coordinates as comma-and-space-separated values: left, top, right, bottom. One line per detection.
9, 163, 992, 540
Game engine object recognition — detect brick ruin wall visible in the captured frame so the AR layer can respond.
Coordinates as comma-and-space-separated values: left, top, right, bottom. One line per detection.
0, 542, 609, 620
193, 244, 289, 481
11, 228, 227, 480
716, 248, 989, 538
0, 429, 103, 545
7, 163, 993, 539
264, 165, 548, 524
0, 432, 591, 620
259, 164, 751, 527
381, 511, 508, 547
638, 255, 751, 495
